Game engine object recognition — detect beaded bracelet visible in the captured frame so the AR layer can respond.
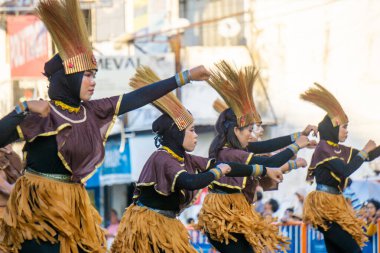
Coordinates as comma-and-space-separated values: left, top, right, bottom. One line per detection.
291, 132, 302, 142
287, 160, 297, 171
210, 166, 223, 180
15, 101, 28, 114
288, 143, 301, 154
175, 70, 191, 87
251, 164, 264, 177
358, 150, 369, 160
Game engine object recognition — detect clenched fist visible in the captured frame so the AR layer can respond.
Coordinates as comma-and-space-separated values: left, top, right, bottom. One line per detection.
189, 65, 211, 81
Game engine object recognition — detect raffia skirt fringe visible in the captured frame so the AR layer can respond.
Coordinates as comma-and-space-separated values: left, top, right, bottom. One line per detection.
0, 172, 106, 253
111, 204, 197, 253
303, 191, 367, 247
197, 193, 289, 252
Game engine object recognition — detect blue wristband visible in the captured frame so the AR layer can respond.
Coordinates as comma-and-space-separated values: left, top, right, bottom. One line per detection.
252, 164, 264, 177
288, 143, 300, 154
291, 132, 302, 142
15, 101, 28, 114
287, 160, 297, 171
358, 150, 369, 160
21, 101, 28, 111
175, 70, 191, 87
15, 105, 22, 114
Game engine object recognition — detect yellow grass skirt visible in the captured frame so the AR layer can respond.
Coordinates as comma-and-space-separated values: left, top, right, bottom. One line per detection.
197, 193, 289, 252
111, 204, 197, 253
0, 172, 106, 253
303, 191, 367, 247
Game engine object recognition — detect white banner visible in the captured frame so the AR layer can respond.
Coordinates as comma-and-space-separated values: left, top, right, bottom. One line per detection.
92, 53, 175, 99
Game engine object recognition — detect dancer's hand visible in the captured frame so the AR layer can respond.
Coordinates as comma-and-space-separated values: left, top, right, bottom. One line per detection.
27, 100, 50, 117
306, 140, 318, 149
295, 136, 310, 148
296, 158, 308, 168
301, 124, 318, 137
217, 163, 232, 175
189, 65, 211, 81
0, 145, 12, 154
280, 158, 307, 173
363, 140, 377, 153
266, 168, 283, 183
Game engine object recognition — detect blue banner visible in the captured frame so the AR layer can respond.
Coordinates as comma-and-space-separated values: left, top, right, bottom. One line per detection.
189, 225, 379, 253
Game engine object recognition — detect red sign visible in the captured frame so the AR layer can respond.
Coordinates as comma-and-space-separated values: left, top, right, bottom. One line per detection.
7, 15, 49, 78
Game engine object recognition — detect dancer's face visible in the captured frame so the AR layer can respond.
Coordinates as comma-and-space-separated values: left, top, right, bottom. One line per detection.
249, 123, 264, 142
234, 124, 253, 148
338, 124, 348, 142
183, 123, 198, 152
80, 70, 96, 101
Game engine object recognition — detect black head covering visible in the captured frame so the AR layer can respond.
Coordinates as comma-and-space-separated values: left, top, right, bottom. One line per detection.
152, 114, 186, 157
44, 54, 84, 107
219, 108, 238, 133
318, 114, 339, 143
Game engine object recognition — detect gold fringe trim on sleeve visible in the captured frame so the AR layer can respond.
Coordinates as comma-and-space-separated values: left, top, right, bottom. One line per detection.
196, 193, 289, 252
111, 204, 197, 253
303, 191, 367, 247
0, 172, 106, 253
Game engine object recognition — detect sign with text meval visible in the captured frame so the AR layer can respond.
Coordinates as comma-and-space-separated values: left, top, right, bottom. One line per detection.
7, 15, 49, 79
92, 53, 175, 99
92, 53, 175, 131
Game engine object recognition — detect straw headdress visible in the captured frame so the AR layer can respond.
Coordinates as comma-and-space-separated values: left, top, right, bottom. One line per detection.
300, 83, 348, 127
213, 98, 229, 114
130, 66, 193, 131
36, 0, 97, 74
207, 60, 261, 127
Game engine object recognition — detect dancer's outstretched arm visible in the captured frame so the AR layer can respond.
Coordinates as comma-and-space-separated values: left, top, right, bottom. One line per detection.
249, 136, 309, 167
117, 66, 210, 115
328, 140, 377, 178
0, 101, 49, 147
352, 146, 380, 161
247, 124, 317, 154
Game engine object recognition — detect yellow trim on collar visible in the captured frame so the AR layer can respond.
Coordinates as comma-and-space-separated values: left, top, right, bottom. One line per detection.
161, 146, 185, 163
53, 100, 80, 114
327, 140, 339, 148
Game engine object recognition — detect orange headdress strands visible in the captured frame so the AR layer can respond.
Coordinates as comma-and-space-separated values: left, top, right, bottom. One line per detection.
36, 0, 97, 74
207, 61, 261, 127
130, 66, 193, 131
213, 98, 228, 114
300, 83, 348, 127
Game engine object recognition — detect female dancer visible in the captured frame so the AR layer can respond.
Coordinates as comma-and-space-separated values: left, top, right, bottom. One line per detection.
212, 98, 312, 190
301, 83, 380, 253
0, 0, 211, 252
111, 67, 282, 253
197, 61, 311, 253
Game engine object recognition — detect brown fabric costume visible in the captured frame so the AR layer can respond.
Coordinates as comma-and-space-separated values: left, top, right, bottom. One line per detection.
197, 147, 289, 252
0, 97, 121, 253
111, 149, 211, 253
